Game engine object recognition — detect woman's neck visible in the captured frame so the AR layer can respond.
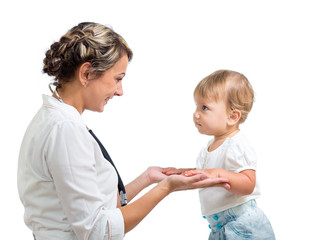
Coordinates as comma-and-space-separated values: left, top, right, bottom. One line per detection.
52, 83, 84, 114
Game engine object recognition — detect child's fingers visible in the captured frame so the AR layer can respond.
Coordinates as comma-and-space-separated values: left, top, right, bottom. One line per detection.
182, 171, 196, 177
162, 167, 180, 175
162, 168, 198, 176
182, 170, 202, 177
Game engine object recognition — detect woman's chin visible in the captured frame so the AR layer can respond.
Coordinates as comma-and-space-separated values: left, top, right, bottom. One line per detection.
88, 105, 104, 113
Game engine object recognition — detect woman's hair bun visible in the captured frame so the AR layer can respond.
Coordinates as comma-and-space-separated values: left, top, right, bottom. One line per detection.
42, 22, 133, 86
43, 42, 63, 78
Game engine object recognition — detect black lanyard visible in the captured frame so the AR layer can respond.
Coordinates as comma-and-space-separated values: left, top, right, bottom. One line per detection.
50, 88, 128, 206
88, 129, 127, 206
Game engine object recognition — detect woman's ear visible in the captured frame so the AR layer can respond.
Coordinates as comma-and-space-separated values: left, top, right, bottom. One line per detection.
227, 109, 241, 126
78, 62, 92, 86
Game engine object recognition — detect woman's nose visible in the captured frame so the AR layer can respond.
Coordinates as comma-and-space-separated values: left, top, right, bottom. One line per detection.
115, 81, 123, 96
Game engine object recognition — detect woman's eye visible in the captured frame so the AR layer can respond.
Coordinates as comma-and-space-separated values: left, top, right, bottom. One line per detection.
202, 105, 208, 111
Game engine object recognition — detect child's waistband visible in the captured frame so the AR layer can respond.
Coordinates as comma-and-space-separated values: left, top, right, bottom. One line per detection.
204, 199, 257, 231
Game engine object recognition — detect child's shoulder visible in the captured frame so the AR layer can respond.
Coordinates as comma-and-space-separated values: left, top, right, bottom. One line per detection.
225, 131, 258, 169
226, 131, 255, 156
228, 131, 250, 146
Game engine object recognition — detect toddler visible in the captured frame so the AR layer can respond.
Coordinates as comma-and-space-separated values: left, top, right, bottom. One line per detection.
164, 70, 275, 239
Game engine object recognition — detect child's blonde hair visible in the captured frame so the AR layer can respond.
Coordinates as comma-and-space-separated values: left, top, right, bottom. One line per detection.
194, 70, 254, 124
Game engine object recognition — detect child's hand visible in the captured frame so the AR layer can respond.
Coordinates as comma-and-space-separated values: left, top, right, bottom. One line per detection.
162, 167, 196, 176
182, 169, 217, 177
182, 169, 209, 177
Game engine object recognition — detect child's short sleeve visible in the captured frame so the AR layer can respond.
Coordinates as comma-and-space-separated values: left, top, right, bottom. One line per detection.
224, 135, 257, 173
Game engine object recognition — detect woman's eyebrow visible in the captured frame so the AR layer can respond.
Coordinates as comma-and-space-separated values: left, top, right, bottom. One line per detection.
117, 72, 126, 77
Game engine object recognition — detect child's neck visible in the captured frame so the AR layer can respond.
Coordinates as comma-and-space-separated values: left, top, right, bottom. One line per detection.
208, 128, 240, 152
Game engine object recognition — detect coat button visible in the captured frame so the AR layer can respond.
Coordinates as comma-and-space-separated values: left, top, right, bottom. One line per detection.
213, 215, 218, 220
216, 224, 222, 230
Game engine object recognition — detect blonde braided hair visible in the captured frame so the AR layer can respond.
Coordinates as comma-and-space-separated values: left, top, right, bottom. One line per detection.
43, 22, 133, 87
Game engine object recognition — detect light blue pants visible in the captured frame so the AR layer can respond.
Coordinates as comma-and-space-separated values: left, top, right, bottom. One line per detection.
205, 200, 275, 240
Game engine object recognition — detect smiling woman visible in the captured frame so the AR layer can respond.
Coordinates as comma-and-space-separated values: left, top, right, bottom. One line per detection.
17, 22, 229, 240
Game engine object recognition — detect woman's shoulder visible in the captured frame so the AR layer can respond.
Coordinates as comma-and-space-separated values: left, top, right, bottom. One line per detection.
24, 95, 88, 142
40, 94, 85, 127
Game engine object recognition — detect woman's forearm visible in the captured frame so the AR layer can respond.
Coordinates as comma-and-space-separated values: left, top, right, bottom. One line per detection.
123, 170, 152, 204
120, 180, 170, 233
119, 174, 229, 233
117, 167, 170, 207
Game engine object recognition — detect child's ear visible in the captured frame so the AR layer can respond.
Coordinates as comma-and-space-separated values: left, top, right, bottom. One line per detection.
227, 109, 241, 126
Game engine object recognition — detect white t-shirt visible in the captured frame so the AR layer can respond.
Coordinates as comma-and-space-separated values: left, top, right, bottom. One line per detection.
196, 132, 261, 216
18, 95, 124, 240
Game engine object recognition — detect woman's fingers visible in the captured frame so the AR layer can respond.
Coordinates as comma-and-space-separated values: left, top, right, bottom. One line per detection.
168, 174, 229, 192
191, 176, 229, 188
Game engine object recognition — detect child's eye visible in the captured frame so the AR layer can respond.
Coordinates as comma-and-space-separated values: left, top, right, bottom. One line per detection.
202, 105, 208, 111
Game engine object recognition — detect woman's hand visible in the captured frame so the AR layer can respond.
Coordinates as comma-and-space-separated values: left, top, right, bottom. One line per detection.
145, 166, 196, 185
182, 169, 231, 190
120, 171, 229, 233
162, 173, 230, 193
122, 166, 170, 206
145, 166, 169, 185
161, 168, 230, 192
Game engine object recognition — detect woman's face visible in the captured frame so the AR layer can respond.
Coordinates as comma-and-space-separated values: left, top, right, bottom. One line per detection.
84, 55, 129, 112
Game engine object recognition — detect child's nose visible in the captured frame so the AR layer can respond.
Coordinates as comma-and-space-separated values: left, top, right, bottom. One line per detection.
193, 111, 200, 119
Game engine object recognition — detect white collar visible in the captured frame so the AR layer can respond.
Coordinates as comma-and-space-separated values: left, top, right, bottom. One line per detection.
42, 94, 86, 126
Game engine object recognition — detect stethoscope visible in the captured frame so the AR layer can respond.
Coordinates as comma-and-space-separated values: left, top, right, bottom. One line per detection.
50, 84, 127, 206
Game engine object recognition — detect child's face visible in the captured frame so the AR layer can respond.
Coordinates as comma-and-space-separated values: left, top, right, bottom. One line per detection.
193, 94, 229, 136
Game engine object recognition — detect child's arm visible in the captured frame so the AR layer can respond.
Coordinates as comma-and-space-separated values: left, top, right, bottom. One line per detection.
184, 169, 255, 195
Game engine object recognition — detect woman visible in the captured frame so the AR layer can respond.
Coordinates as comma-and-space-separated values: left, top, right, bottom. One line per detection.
17, 22, 228, 240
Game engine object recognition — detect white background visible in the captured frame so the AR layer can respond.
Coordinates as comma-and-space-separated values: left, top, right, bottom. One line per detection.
1, 0, 308, 239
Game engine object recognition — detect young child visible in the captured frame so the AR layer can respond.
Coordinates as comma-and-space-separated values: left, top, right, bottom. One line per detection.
163, 70, 275, 239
